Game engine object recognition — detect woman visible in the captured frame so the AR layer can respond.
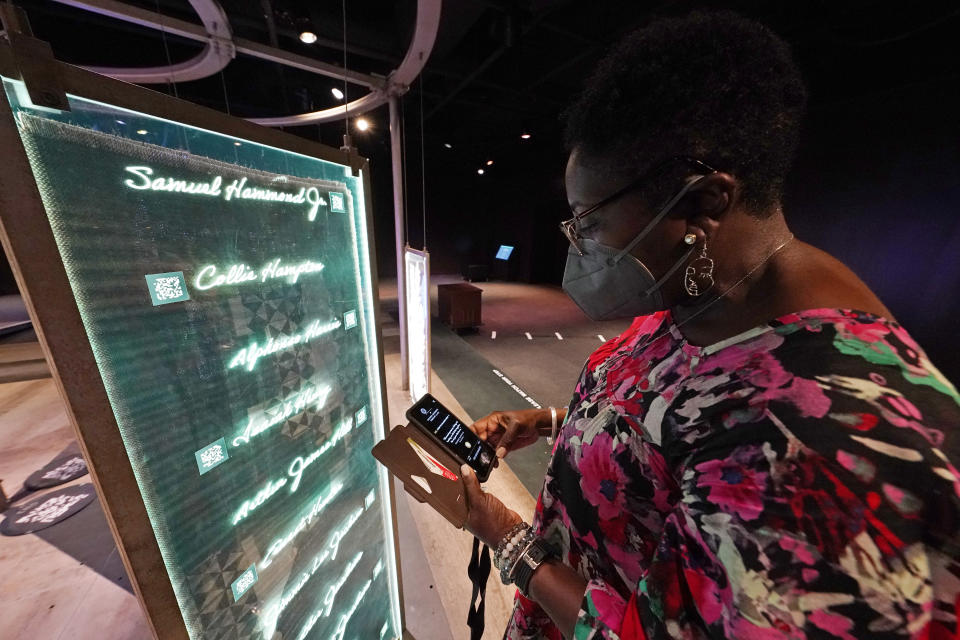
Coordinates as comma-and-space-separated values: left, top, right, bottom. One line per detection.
456, 11, 960, 640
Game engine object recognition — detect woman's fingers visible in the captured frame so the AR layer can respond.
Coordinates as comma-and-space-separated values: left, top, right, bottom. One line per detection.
469, 413, 506, 445
460, 464, 483, 505
469, 411, 540, 459
460, 464, 523, 547
495, 418, 521, 458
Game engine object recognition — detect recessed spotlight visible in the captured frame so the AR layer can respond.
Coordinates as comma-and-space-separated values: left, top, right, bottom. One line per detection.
486, 160, 494, 166
355, 118, 370, 131
443, 143, 453, 149
300, 31, 318, 44
234, 142, 242, 146
477, 169, 485, 175
136, 129, 148, 135
520, 133, 531, 140
331, 87, 344, 100
116, 119, 126, 125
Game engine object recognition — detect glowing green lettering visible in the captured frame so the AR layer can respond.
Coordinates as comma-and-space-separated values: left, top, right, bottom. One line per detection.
323, 553, 363, 617
259, 258, 325, 284
294, 553, 364, 640
194, 263, 259, 290
193, 258, 325, 294
260, 481, 343, 569
231, 477, 287, 525
288, 417, 354, 491
122, 166, 328, 220
233, 383, 331, 448
228, 319, 341, 372
331, 580, 372, 640
260, 505, 366, 635
305, 188, 323, 220
123, 166, 222, 196
124, 166, 152, 189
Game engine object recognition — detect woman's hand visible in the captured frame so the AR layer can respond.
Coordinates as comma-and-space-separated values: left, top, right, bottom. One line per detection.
460, 464, 523, 547
469, 408, 553, 460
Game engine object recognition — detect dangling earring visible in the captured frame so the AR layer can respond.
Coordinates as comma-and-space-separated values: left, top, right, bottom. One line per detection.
684, 240, 715, 297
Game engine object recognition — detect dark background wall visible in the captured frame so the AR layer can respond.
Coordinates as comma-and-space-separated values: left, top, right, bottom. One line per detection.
786, 78, 960, 381
367, 7, 960, 384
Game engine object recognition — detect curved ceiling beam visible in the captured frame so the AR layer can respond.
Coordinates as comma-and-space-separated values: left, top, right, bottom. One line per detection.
55, 0, 234, 84
52, 0, 383, 89
248, 0, 442, 127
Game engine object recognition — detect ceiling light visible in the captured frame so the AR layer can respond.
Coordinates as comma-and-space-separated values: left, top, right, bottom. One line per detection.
486, 160, 494, 166
520, 133, 531, 140
443, 143, 453, 149
331, 87, 344, 100
234, 142, 242, 146
477, 169, 485, 175
136, 129, 148, 135
355, 118, 370, 131
300, 31, 318, 44
115, 119, 126, 125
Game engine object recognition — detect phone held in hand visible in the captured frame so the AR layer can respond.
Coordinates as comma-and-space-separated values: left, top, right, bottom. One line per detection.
405, 393, 496, 482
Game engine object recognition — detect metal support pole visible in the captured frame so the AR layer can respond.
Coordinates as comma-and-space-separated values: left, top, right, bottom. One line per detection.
389, 94, 409, 390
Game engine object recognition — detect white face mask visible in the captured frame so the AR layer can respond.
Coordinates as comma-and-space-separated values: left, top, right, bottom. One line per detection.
561, 175, 706, 321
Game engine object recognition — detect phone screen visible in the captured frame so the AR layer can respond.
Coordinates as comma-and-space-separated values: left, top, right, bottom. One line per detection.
407, 394, 495, 479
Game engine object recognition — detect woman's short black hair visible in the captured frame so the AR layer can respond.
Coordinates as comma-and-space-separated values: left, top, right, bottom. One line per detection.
562, 10, 807, 213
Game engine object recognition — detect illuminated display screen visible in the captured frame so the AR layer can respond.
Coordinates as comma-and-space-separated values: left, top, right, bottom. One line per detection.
4, 79, 401, 640
495, 245, 514, 260
404, 248, 430, 403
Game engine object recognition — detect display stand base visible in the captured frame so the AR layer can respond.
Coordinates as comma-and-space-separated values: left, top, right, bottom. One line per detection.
24, 443, 88, 490
0, 483, 95, 536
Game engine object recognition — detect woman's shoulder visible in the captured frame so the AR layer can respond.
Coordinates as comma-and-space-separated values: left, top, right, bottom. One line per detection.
690, 307, 959, 443
769, 308, 957, 401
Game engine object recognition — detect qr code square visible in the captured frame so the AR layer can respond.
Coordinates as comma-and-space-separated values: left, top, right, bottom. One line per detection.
329, 191, 346, 212
153, 277, 184, 301
234, 571, 255, 593
199, 445, 224, 468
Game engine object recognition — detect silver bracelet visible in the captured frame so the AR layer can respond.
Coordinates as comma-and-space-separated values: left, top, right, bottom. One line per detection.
547, 407, 558, 445
506, 536, 538, 583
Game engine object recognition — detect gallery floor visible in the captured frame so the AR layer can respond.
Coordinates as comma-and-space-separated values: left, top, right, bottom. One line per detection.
0, 276, 627, 639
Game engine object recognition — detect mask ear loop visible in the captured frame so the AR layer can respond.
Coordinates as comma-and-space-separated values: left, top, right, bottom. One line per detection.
608, 173, 711, 267
641, 244, 696, 297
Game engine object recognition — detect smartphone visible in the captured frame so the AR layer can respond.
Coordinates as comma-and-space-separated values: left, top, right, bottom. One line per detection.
405, 393, 496, 482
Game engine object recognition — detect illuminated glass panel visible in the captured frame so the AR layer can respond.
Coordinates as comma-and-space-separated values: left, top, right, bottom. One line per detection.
3, 78, 401, 640
404, 249, 430, 402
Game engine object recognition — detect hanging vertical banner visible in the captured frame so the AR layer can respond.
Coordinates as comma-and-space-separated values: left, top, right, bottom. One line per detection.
404, 248, 431, 403
0, 54, 404, 640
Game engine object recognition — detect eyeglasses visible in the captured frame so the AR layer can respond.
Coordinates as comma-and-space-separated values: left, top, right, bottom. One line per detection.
560, 156, 717, 255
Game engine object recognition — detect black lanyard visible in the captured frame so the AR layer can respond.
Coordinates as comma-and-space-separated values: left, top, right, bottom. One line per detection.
467, 536, 491, 639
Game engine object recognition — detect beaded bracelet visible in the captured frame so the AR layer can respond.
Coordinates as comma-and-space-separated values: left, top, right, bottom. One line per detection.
499, 528, 536, 585
493, 522, 530, 572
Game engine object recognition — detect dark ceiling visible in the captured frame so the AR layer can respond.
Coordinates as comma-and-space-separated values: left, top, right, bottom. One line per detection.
15, 0, 960, 159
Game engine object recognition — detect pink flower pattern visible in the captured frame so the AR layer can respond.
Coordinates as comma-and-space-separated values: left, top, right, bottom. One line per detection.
504, 308, 960, 640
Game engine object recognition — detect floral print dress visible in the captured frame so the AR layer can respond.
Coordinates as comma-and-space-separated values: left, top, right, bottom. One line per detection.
504, 308, 960, 639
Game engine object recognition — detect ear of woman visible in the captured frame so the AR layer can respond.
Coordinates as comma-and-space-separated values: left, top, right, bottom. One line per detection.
691, 171, 735, 217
